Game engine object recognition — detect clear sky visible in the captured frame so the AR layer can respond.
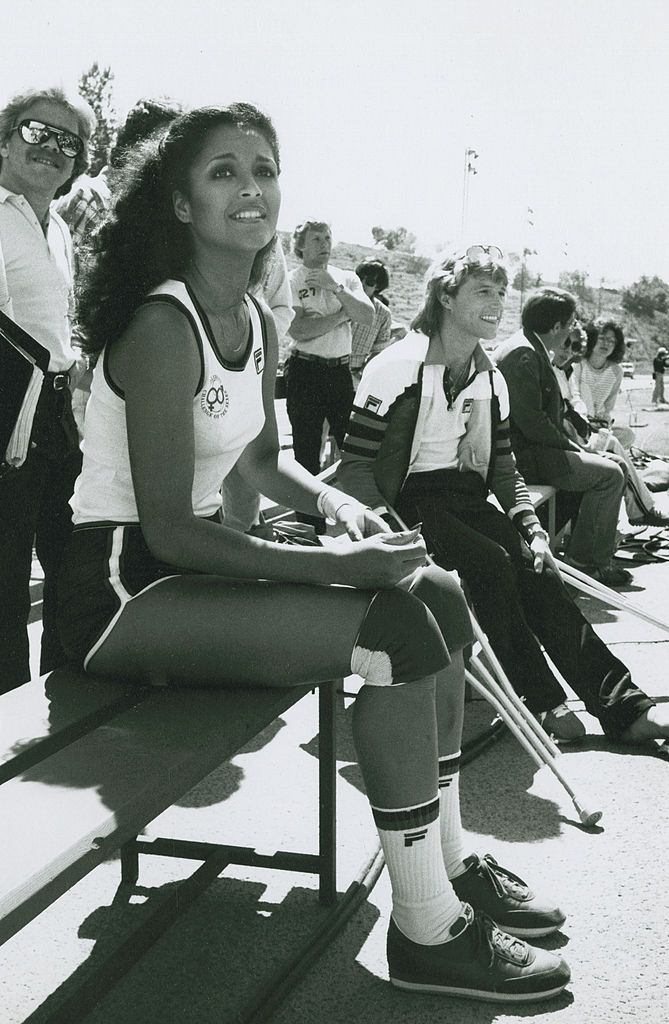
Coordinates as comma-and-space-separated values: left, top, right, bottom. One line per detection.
5, 0, 669, 286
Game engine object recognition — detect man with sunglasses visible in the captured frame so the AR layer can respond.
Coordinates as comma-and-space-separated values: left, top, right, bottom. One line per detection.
0, 86, 94, 690
339, 249, 669, 747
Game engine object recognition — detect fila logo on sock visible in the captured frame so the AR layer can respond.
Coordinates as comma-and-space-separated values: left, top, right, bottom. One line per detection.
438, 778, 452, 789
404, 828, 428, 847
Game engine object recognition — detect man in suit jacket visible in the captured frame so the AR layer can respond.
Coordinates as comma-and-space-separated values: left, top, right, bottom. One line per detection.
494, 288, 629, 587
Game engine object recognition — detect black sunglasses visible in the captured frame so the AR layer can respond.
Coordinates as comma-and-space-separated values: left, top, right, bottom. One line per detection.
13, 119, 83, 159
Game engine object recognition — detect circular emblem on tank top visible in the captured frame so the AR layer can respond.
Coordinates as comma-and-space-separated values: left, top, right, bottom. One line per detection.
201, 374, 230, 418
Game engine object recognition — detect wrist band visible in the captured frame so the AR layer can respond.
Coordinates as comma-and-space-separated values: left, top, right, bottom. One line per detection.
317, 487, 354, 522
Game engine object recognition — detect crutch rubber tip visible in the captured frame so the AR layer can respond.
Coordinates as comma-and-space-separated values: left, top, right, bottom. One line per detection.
577, 806, 603, 827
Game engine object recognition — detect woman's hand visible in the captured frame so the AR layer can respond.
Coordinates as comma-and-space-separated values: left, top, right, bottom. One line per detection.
333, 502, 392, 541
331, 529, 428, 589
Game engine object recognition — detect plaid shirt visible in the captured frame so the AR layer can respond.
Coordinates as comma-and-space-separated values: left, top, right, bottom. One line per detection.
350, 296, 392, 370
55, 171, 111, 270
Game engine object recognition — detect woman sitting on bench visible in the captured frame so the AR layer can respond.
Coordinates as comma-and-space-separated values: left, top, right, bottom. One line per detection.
58, 105, 569, 1003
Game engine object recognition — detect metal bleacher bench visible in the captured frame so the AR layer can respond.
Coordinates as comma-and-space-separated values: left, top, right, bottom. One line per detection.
0, 664, 339, 1017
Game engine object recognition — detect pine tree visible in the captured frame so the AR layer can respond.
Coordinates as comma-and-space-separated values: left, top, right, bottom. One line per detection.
78, 63, 117, 175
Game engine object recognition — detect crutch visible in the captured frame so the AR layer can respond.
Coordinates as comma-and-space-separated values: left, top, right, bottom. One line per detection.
465, 614, 602, 825
464, 667, 602, 826
389, 506, 604, 826
556, 557, 669, 636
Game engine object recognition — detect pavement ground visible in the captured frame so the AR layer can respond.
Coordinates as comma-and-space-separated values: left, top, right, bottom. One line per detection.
5, 376, 669, 1024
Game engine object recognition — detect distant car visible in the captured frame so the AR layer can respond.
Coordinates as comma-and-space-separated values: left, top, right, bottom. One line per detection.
621, 361, 635, 378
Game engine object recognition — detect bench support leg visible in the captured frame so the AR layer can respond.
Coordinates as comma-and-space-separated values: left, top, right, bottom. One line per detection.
120, 837, 139, 886
318, 680, 338, 905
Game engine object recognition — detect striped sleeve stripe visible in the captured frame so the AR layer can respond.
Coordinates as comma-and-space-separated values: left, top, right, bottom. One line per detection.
346, 420, 387, 442
341, 437, 380, 457
348, 410, 389, 434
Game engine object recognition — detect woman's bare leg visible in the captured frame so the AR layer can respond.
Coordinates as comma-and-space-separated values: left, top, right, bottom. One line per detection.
434, 652, 467, 876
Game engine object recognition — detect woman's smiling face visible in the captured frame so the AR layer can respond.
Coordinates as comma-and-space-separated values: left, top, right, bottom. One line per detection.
173, 124, 280, 257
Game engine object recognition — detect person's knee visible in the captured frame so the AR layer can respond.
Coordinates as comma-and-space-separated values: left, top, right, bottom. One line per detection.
600, 460, 626, 493
408, 564, 473, 653
605, 452, 629, 483
351, 587, 449, 687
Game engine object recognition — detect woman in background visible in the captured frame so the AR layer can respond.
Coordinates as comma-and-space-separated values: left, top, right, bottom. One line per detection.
572, 322, 669, 526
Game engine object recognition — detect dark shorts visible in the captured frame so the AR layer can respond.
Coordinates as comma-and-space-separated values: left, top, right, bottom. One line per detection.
57, 520, 472, 674
58, 522, 193, 667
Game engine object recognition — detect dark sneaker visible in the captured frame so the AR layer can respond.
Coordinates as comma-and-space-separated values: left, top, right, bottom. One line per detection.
629, 508, 669, 527
538, 703, 586, 743
592, 562, 633, 587
451, 854, 566, 937
564, 556, 632, 587
387, 903, 570, 1002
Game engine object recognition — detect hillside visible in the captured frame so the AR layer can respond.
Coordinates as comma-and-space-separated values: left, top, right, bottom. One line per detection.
278, 233, 658, 370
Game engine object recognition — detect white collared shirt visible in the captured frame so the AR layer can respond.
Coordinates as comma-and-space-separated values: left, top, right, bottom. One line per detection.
410, 359, 477, 472
0, 185, 75, 371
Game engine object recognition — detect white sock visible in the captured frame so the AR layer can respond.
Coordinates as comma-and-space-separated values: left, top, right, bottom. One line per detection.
439, 752, 466, 879
372, 795, 464, 944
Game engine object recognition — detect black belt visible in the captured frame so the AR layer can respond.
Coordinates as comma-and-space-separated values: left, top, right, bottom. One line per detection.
293, 352, 350, 367
45, 370, 71, 391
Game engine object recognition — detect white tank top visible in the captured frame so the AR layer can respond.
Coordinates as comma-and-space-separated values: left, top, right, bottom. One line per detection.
71, 279, 267, 524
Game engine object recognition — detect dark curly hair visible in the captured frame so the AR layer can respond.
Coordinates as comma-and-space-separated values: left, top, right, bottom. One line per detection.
77, 103, 280, 355
584, 320, 626, 364
355, 257, 390, 295
109, 97, 184, 169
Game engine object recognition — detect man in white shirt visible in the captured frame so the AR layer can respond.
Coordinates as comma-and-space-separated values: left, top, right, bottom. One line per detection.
0, 86, 94, 689
286, 221, 373, 490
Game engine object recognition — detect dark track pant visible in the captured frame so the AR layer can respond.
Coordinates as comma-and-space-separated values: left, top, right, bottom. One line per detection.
0, 387, 81, 691
397, 469, 654, 738
285, 356, 354, 475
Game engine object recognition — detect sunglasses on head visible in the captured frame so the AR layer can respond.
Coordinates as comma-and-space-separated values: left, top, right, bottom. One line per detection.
454, 244, 504, 263
13, 119, 83, 159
